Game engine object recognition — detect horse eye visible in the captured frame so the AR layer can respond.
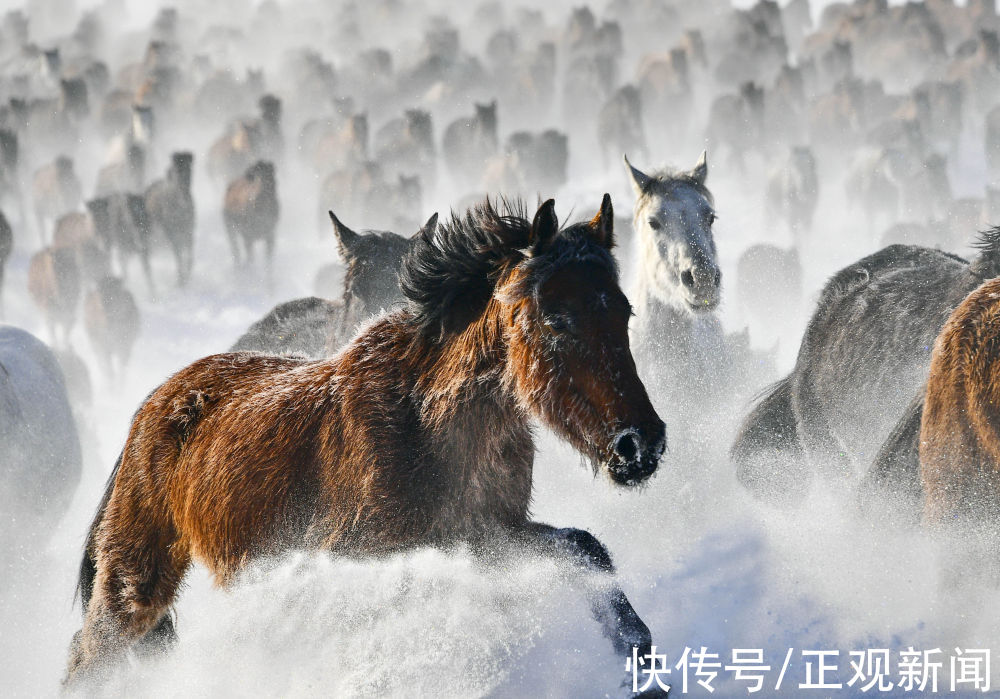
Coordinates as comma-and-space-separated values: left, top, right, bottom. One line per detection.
545, 314, 572, 332
648, 218, 662, 231
707, 213, 717, 226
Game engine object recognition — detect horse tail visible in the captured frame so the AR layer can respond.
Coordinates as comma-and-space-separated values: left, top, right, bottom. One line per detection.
731, 374, 808, 505
76, 450, 123, 612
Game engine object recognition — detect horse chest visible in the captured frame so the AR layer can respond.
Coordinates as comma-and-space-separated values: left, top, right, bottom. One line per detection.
427, 424, 533, 535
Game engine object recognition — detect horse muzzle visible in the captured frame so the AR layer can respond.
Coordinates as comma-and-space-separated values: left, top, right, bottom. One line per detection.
680, 265, 721, 311
606, 422, 667, 486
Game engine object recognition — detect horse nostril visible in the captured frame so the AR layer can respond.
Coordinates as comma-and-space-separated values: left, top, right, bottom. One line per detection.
713, 270, 722, 287
614, 432, 639, 461
680, 270, 695, 288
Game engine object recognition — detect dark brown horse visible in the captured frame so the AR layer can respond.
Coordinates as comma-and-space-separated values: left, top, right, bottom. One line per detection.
920, 276, 1000, 525
144, 152, 194, 287
223, 160, 279, 277
65, 197, 667, 693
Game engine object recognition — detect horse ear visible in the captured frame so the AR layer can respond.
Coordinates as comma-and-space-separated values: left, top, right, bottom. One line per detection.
623, 154, 651, 196
691, 150, 708, 185
530, 199, 559, 255
590, 193, 614, 249
416, 212, 438, 240
329, 210, 360, 259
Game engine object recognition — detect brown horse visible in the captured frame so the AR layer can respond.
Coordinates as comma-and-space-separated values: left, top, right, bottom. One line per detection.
920, 275, 1000, 525
65, 197, 667, 692
28, 245, 80, 346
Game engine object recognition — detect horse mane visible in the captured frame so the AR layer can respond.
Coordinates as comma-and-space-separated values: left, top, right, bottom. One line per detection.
636, 168, 714, 206
400, 197, 617, 339
401, 197, 532, 339
970, 225, 1000, 278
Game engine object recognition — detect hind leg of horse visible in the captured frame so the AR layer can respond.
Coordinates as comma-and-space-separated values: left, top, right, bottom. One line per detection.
521, 523, 653, 662
183, 241, 194, 285
242, 235, 255, 269
139, 251, 155, 298
35, 209, 45, 245
134, 611, 178, 658
171, 241, 187, 287
65, 522, 190, 685
265, 235, 274, 290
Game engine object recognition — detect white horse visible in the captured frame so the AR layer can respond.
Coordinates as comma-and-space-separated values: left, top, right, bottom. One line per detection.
0, 325, 82, 567
624, 152, 772, 449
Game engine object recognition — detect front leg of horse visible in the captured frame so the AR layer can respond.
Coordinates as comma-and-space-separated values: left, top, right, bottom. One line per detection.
521, 523, 663, 697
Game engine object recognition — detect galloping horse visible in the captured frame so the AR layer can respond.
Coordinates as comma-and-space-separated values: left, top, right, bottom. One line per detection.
65, 197, 667, 694
624, 151, 722, 410
623, 151, 768, 451
735, 230, 1000, 507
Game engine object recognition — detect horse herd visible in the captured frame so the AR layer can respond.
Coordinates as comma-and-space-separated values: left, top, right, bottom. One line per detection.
21, 148, 997, 694
3, 0, 1000, 695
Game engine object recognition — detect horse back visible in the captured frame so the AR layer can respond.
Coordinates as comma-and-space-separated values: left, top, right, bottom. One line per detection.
791, 244, 975, 462
115, 352, 335, 578
112, 340, 448, 576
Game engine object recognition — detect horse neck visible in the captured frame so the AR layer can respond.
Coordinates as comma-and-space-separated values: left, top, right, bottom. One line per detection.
417, 299, 518, 432
630, 252, 722, 369
632, 280, 696, 347
400, 301, 534, 525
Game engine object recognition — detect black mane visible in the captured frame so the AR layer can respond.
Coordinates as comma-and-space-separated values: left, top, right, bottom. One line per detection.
971, 225, 1000, 278
400, 197, 617, 340
401, 198, 531, 339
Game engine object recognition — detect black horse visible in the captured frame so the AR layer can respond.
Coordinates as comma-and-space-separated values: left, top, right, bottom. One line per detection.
229, 212, 435, 356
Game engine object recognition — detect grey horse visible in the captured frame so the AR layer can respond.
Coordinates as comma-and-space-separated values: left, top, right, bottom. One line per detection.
625, 152, 770, 447
1, 325, 81, 570
732, 231, 1000, 506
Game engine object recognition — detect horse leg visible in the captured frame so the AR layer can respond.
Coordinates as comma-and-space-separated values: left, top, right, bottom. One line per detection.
134, 612, 177, 658
183, 238, 194, 285
265, 234, 274, 291
35, 208, 45, 246
226, 225, 241, 268
170, 236, 185, 287
136, 247, 155, 298
520, 523, 655, 675
65, 500, 190, 685
243, 234, 254, 269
